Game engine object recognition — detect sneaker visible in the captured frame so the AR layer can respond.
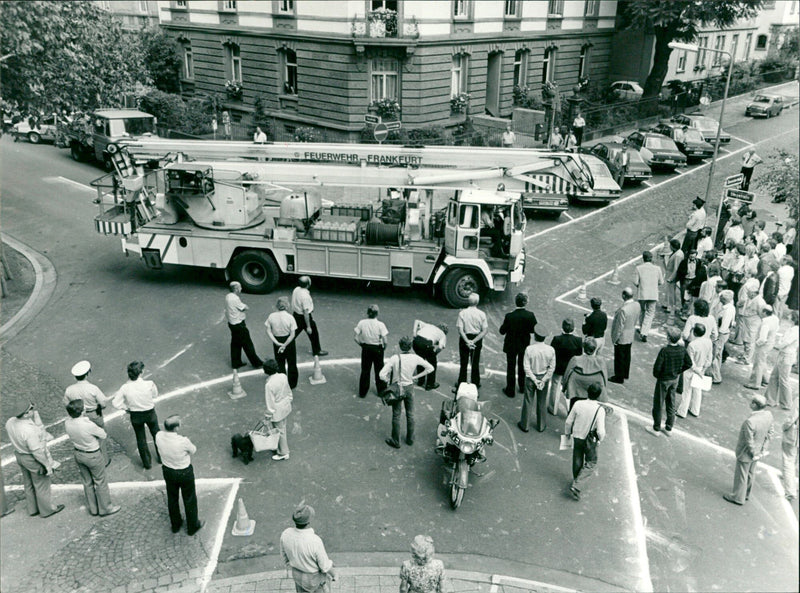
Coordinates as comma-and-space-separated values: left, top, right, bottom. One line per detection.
272, 453, 290, 461
100, 505, 121, 517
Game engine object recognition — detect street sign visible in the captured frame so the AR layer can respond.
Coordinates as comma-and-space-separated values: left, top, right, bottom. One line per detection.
385, 120, 402, 131
725, 188, 754, 202
365, 114, 381, 125
724, 173, 744, 188
373, 122, 389, 143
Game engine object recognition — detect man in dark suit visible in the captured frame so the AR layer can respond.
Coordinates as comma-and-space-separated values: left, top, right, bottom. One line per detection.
499, 293, 537, 398
724, 395, 774, 505
676, 250, 707, 317
582, 297, 608, 356
548, 319, 583, 416
610, 287, 640, 384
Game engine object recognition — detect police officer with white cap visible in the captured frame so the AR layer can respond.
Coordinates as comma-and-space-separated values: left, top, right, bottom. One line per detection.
64, 360, 111, 464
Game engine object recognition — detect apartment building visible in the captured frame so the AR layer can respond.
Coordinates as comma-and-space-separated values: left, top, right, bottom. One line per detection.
157, 0, 618, 140
96, 0, 160, 31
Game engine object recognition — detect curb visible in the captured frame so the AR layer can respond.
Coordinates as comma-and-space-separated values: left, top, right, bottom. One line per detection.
0, 233, 57, 345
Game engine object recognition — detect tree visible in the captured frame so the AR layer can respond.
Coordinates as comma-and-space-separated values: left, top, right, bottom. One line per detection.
141, 29, 183, 94
757, 150, 799, 222
620, 0, 763, 99
0, 1, 149, 110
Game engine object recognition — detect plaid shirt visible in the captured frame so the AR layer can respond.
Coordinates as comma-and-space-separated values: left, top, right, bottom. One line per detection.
652, 344, 692, 381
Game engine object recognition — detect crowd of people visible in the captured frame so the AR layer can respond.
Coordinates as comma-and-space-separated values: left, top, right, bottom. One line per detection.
2, 204, 797, 590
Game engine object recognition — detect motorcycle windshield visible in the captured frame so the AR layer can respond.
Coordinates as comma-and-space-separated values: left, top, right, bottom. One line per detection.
459, 410, 484, 437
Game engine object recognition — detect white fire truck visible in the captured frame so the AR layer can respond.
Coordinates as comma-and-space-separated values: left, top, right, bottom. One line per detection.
118, 139, 621, 214
93, 145, 532, 307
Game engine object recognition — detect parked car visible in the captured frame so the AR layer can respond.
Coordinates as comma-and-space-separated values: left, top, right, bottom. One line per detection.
11, 114, 59, 144
577, 154, 623, 203
745, 94, 784, 118
670, 114, 731, 144
609, 80, 644, 101
625, 131, 687, 171
650, 121, 714, 162
581, 141, 652, 186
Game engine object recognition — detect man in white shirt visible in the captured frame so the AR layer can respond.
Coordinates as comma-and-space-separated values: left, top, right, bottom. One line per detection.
354, 304, 389, 398
519, 330, 555, 433
564, 384, 606, 500
740, 149, 762, 190
64, 399, 120, 517
412, 320, 448, 391
456, 293, 488, 387
772, 233, 787, 261
113, 360, 161, 470
225, 281, 263, 369
5, 399, 64, 517
695, 228, 714, 262
572, 112, 586, 147
745, 304, 781, 389
155, 415, 202, 535
502, 123, 516, 148
64, 360, 111, 462
253, 126, 267, 144
292, 276, 328, 357
379, 337, 434, 449
765, 310, 799, 409
634, 250, 664, 342
724, 219, 745, 246
280, 503, 336, 592
678, 324, 714, 418
682, 197, 706, 255
265, 296, 299, 388
711, 290, 736, 384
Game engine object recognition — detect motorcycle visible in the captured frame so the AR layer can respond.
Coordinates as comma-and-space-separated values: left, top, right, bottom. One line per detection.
436, 382, 499, 509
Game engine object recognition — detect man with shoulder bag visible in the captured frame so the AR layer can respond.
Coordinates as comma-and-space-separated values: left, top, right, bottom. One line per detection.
379, 337, 433, 449
564, 384, 606, 500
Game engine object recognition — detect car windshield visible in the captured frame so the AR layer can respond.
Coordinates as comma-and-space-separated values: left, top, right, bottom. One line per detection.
752, 95, 770, 103
108, 117, 156, 137
694, 117, 718, 132
586, 159, 612, 178
645, 136, 676, 150
683, 129, 705, 143
627, 149, 645, 164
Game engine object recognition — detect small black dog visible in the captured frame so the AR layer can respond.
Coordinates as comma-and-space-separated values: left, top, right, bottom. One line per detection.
231, 433, 254, 464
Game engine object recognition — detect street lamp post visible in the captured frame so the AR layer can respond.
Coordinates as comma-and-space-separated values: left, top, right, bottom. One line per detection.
669, 42, 735, 244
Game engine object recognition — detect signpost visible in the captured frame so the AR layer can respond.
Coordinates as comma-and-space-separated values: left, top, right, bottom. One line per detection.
713, 185, 755, 245
724, 173, 744, 189
385, 120, 402, 132
365, 114, 381, 125
373, 122, 389, 144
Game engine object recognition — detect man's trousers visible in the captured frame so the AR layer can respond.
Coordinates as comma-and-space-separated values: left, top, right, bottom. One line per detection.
652, 377, 678, 431
162, 464, 201, 532
359, 344, 385, 397
521, 376, 548, 432
74, 448, 113, 515
613, 343, 632, 379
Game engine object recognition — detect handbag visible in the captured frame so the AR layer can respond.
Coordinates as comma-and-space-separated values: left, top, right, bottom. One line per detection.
379, 354, 405, 406
248, 421, 281, 452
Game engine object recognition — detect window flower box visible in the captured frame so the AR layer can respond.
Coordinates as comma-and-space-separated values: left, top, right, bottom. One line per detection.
368, 8, 397, 38
225, 80, 243, 100
370, 98, 401, 119
450, 92, 470, 114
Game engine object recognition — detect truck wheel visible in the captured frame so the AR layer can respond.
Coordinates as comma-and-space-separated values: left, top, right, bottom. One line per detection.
440, 268, 482, 308
103, 155, 114, 171
229, 250, 280, 294
71, 143, 86, 162
28, 131, 41, 144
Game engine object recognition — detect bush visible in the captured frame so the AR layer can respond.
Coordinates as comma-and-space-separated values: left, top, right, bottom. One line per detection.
141, 30, 183, 94
294, 126, 320, 142
139, 89, 186, 130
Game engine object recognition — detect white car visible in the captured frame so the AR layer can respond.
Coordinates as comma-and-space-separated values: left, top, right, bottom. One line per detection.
12, 114, 59, 144
609, 81, 644, 101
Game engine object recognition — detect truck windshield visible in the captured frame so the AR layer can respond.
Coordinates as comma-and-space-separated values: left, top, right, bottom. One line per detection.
108, 117, 155, 137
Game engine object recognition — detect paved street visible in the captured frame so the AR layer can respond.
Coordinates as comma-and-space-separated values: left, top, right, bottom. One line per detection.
1, 81, 798, 593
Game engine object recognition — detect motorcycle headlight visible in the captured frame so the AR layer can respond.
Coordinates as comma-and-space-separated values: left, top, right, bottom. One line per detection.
461, 442, 476, 454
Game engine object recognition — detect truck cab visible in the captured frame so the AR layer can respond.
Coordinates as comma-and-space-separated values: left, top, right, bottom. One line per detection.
68, 109, 157, 169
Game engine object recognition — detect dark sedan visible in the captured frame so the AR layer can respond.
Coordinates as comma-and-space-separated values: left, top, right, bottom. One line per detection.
582, 141, 652, 186
650, 121, 714, 162
625, 131, 687, 171
670, 114, 731, 144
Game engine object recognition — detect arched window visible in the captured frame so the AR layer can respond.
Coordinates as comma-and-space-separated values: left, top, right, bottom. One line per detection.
542, 47, 556, 84
513, 50, 529, 87
280, 48, 298, 95
756, 34, 768, 50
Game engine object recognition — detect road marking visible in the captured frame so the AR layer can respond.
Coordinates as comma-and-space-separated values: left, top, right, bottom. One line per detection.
728, 133, 751, 145
201, 479, 240, 593
641, 180, 653, 187
156, 343, 194, 369
523, 128, 800, 244
562, 212, 574, 220
620, 413, 654, 593
490, 574, 578, 593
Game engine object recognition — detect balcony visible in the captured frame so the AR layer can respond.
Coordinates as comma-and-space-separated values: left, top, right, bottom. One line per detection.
352, 10, 419, 56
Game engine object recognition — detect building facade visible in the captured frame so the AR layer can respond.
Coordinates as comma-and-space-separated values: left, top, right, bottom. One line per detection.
157, 0, 618, 140
96, 0, 160, 31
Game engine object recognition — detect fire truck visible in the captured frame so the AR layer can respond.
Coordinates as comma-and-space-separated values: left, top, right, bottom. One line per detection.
93, 145, 532, 307
118, 139, 621, 214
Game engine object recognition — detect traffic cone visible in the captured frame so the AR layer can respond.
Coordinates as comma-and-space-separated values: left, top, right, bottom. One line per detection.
228, 369, 246, 400
608, 263, 621, 285
231, 497, 255, 536
577, 281, 588, 301
309, 355, 327, 385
